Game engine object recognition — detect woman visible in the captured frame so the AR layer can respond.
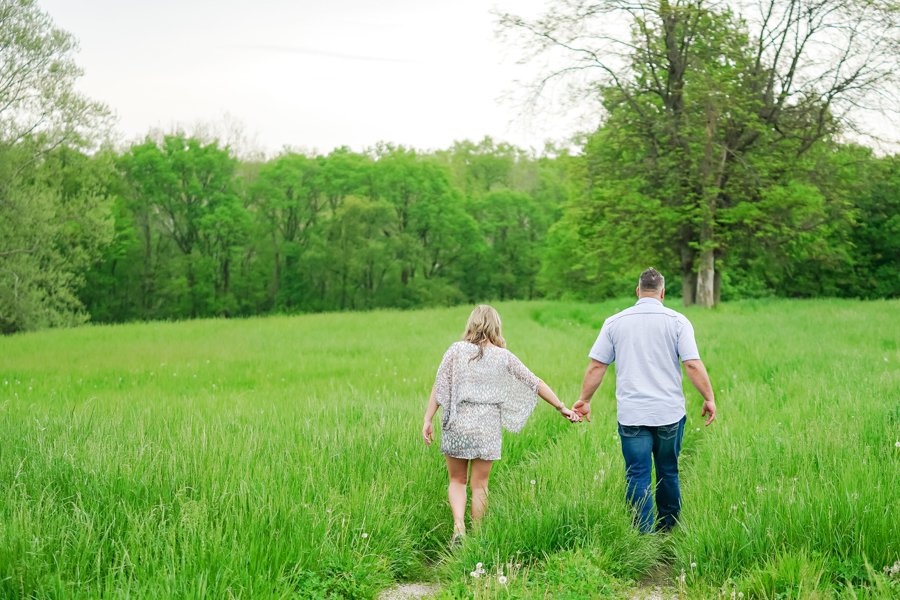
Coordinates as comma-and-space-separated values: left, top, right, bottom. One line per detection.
421, 305, 579, 543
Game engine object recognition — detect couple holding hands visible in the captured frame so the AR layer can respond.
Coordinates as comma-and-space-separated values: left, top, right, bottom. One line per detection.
421, 268, 717, 543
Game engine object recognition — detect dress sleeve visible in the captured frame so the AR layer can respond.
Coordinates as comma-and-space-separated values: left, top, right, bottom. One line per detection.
501, 350, 540, 433
505, 350, 541, 392
433, 343, 456, 407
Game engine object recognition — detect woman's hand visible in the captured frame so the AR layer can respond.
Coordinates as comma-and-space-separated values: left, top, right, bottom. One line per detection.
422, 420, 434, 446
559, 406, 581, 422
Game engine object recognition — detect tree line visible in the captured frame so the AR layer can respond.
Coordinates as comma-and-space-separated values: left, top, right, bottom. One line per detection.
1, 0, 898, 333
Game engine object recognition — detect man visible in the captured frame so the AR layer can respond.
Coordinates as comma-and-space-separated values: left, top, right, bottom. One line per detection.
572, 268, 716, 533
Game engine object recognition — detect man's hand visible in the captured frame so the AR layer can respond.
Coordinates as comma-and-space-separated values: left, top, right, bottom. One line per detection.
701, 400, 716, 426
422, 421, 434, 445
572, 400, 591, 422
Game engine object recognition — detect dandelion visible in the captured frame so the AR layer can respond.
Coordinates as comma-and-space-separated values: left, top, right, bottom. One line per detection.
476, 562, 483, 570
470, 571, 479, 578
738, 593, 744, 599
895, 441, 900, 448
361, 532, 368, 539
498, 575, 507, 585
690, 562, 697, 570
530, 479, 536, 486
695, 427, 701, 432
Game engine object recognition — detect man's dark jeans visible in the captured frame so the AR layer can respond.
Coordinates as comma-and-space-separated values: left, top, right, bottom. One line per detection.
617, 415, 686, 533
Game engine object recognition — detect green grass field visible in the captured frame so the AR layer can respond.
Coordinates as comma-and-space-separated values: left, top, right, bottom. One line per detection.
1, 299, 899, 599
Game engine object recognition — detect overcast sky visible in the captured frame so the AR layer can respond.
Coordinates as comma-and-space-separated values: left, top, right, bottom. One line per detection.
40, 0, 593, 156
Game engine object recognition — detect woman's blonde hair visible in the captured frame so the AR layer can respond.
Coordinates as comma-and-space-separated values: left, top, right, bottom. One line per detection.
463, 304, 505, 360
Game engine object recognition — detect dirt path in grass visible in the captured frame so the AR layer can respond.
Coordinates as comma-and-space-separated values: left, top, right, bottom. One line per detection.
630, 562, 679, 600
377, 582, 441, 600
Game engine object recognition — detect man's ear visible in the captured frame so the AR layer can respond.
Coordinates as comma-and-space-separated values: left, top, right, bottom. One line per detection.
660, 288, 665, 300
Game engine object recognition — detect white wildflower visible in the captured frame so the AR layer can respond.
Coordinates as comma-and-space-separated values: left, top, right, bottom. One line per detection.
738, 593, 744, 599
690, 562, 697, 569
361, 532, 368, 539
530, 479, 536, 486
895, 441, 900, 448
470, 571, 479, 578
476, 562, 483, 570
498, 575, 507, 585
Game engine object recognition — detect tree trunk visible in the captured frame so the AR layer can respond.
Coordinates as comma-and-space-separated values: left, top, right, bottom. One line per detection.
271, 250, 281, 308
713, 267, 722, 305
695, 102, 726, 308
695, 248, 715, 307
682, 271, 696, 306
187, 258, 197, 318
681, 247, 696, 306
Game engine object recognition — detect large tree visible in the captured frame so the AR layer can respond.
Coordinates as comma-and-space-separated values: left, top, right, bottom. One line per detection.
0, 0, 111, 332
118, 135, 248, 318
501, 0, 899, 305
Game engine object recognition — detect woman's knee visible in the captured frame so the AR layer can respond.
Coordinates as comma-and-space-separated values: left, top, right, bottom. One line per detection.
449, 472, 468, 486
469, 473, 490, 491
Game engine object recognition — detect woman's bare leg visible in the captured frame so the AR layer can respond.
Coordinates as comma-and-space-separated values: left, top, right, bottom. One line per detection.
445, 455, 469, 535
469, 459, 493, 523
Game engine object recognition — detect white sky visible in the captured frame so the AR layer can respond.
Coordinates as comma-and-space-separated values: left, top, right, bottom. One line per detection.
39, 0, 896, 157
41, 0, 591, 157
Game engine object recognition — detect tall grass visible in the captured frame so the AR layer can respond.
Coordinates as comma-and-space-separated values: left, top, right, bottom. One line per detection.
0, 299, 897, 598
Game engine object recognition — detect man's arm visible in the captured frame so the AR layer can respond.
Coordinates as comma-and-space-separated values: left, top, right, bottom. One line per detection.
683, 359, 716, 426
572, 359, 608, 423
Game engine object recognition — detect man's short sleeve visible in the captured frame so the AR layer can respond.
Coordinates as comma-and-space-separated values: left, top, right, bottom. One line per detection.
677, 318, 701, 361
588, 321, 615, 364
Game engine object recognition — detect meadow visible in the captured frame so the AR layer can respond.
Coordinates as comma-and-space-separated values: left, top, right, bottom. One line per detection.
1, 299, 898, 599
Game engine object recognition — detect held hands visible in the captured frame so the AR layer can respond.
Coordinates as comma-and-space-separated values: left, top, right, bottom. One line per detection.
558, 405, 582, 423
422, 420, 434, 446
572, 399, 591, 423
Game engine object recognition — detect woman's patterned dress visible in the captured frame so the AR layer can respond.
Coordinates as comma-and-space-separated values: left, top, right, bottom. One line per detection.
432, 342, 540, 460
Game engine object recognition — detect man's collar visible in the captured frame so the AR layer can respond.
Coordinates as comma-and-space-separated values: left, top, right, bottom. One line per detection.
635, 297, 663, 306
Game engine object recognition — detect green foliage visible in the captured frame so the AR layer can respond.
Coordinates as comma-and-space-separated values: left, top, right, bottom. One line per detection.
0, 143, 114, 332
